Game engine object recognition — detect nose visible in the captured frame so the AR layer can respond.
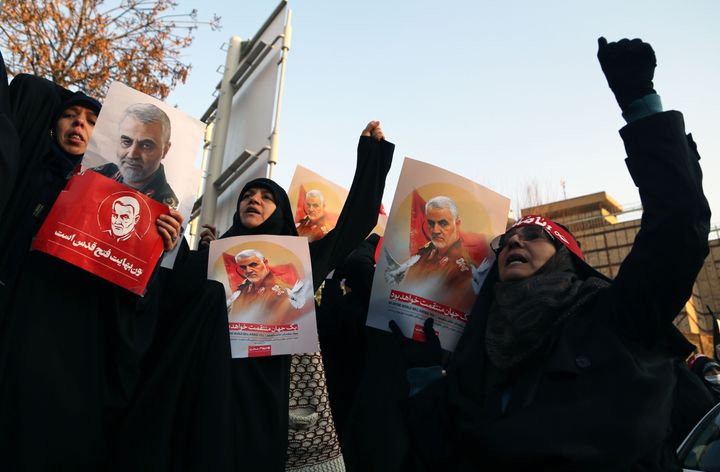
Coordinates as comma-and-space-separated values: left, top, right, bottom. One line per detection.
506, 232, 524, 248
127, 142, 142, 158
71, 116, 86, 128
248, 191, 261, 204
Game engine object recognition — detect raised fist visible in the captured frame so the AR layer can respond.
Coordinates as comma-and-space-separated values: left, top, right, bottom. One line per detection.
361, 120, 385, 141
597, 37, 656, 110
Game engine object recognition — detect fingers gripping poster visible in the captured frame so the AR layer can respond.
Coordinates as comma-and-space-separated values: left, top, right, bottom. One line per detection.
208, 235, 318, 358
366, 158, 510, 351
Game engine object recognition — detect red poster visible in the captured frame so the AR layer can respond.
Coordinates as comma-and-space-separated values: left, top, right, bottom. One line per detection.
31, 171, 168, 295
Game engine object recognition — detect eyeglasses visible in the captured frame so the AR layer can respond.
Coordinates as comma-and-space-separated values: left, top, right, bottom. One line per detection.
490, 225, 554, 254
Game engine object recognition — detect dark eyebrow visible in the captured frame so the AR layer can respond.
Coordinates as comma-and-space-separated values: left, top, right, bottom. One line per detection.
120, 134, 133, 141
138, 139, 157, 147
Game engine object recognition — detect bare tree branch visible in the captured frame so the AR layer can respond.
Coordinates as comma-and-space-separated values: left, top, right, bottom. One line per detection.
0, 0, 221, 99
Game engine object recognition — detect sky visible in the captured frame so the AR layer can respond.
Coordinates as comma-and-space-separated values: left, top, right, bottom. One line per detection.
168, 0, 720, 226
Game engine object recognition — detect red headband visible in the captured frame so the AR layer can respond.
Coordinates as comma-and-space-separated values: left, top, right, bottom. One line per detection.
510, 215, 585, 261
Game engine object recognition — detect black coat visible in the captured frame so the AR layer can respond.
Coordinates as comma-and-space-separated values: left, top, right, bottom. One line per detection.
0, 72, 71, 309
317, 234, 380, 439
0, 50, 20, 221
404, 111, 710, 471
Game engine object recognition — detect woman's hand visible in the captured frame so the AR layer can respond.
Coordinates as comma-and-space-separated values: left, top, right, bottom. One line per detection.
156, 208, 184, 251
389, 318, 443, 368
199, 224, 218, 248
361, 120, 385, 141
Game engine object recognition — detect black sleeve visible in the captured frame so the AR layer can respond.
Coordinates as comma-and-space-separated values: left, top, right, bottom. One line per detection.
342, 233, 381, 303
609, 111, 710, 341
0, 50, 20, 220
1, 73, 71, 224
308, 136, 393, 291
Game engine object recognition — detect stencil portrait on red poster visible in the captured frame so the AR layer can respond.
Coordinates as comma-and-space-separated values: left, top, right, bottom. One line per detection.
31, 171, 168, 295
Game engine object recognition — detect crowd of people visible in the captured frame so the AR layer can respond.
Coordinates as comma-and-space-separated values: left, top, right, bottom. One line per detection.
0, 36, 716, 471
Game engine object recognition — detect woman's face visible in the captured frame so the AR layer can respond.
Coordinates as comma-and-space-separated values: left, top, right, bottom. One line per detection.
54, 105, 98, 155
238, 187, 277, 228
497, 225, 557, 281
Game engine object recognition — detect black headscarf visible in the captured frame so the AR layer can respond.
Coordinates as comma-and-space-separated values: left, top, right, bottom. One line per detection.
49, 91, 101, 128
485, 247, 610, 370
221, 178, 298, 238
0, 90, 102, 291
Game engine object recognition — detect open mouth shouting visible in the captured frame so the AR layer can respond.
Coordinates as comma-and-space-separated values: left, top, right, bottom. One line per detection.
244, 206, 262, 216
65, 131, 85, 145
505, 253, 528, 266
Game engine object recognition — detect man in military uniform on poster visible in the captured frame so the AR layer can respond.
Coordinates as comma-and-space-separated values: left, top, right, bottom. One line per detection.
296, 189, 337, 242
227, 249, 305, 324
93, 103, 178, 208
404, 195, 476, 309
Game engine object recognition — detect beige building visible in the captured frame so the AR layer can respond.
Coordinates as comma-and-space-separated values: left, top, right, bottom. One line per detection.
522, 192, 720, 356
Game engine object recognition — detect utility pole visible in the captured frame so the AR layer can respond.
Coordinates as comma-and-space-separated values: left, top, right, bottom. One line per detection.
267, 9, 292, 179
199, 36, 243, 229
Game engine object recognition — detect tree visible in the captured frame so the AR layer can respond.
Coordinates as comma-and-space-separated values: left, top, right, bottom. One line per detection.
0, 0, 220, 99
512, 178, 561, 219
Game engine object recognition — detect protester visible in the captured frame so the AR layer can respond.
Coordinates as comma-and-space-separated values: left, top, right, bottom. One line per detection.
690, 354, 720, 404
0, 76, 102, 310
0, 59, 231, 471
397, 37, 710, 471
199, 121, 393, 471
0, 73, 181, 310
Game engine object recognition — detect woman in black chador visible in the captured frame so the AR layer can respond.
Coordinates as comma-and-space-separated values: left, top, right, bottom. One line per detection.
200, 121, 393, 471
0, 58, 230, 471
400, 37, 710, 471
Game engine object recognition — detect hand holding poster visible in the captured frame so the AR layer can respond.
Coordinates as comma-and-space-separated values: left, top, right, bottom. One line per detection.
366, 158, 510, 351
207, 235, 318, 358
31, 171, 168, 295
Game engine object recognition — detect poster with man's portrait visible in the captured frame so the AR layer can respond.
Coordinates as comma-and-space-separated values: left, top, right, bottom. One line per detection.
288, 165, 386, 241
82, 82, 205, 255
366, 158, 510, 351
207, 235, 318, 358
32, 171, 168, 295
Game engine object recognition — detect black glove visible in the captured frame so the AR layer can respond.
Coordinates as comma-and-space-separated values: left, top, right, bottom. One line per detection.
597, 36, 656, 110
389, 318, 443, 368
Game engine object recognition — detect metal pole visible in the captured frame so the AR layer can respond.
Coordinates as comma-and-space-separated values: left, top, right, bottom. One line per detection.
199, 36, 243, 232
267, 9, 292, 179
